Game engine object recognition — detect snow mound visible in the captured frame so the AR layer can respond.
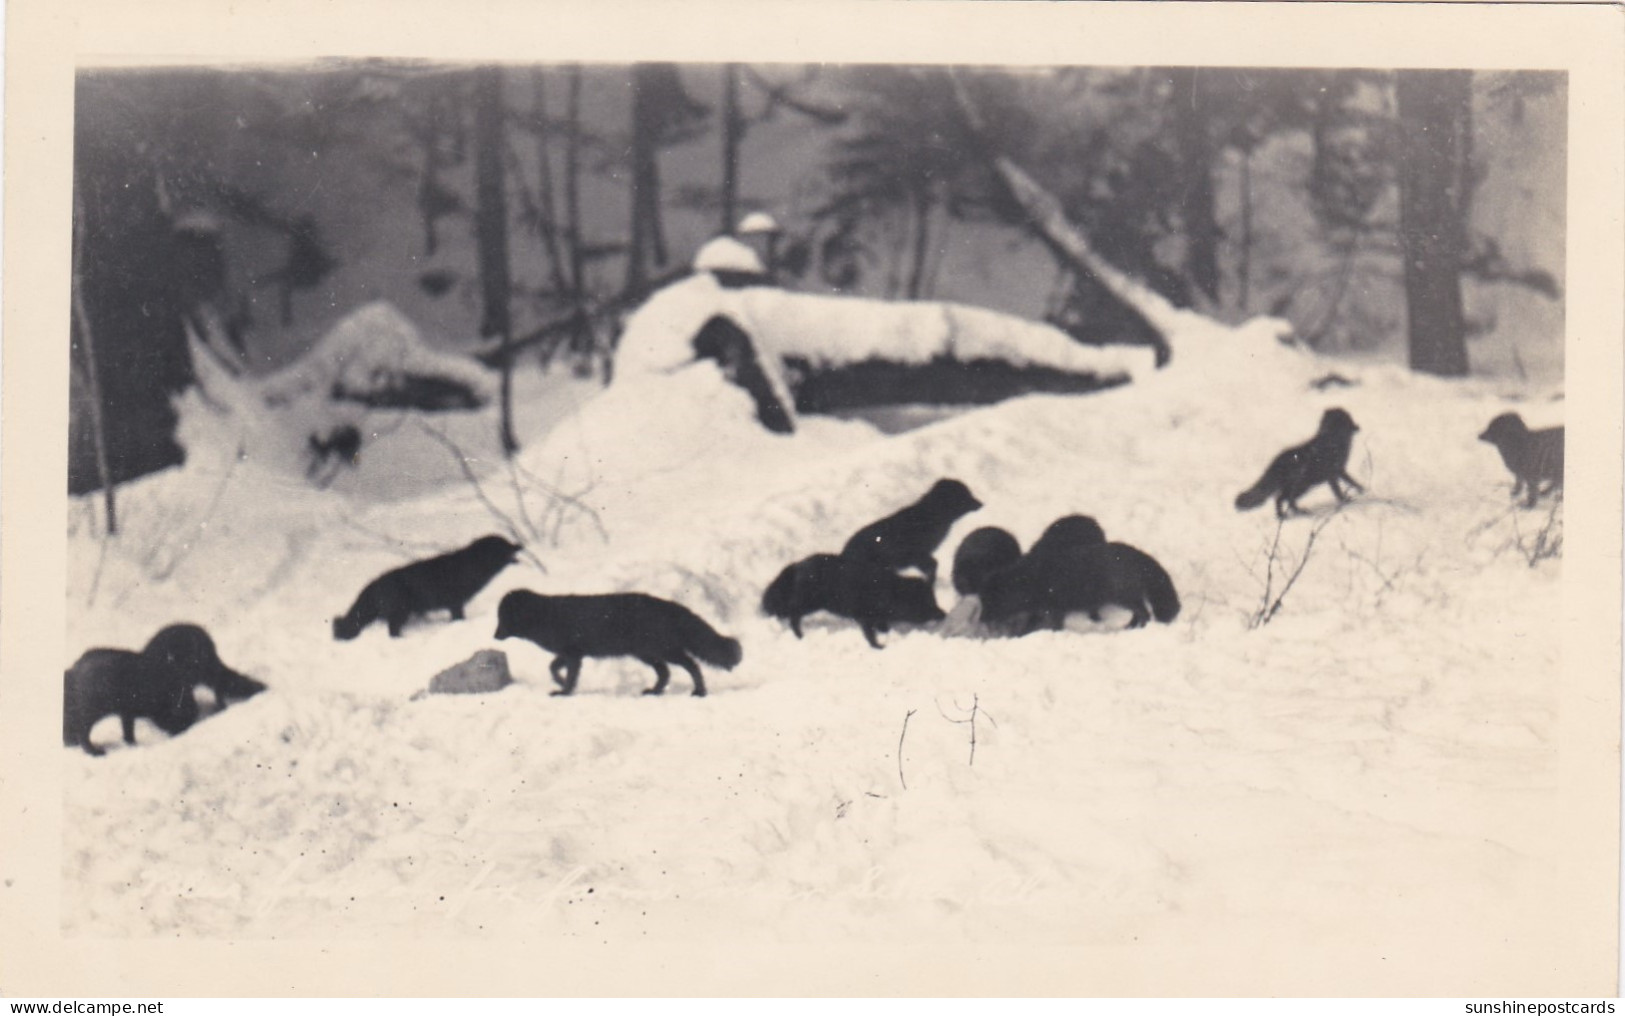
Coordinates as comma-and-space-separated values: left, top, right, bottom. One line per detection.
692, 235, 766, 274
259, 301, 496, 409
174, 303, 533, 497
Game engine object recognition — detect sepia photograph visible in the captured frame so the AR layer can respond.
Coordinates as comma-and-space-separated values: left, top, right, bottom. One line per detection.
2, 0, 1621, 999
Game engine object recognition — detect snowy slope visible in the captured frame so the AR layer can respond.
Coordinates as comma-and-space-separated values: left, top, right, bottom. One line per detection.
61, 301, 1569, 990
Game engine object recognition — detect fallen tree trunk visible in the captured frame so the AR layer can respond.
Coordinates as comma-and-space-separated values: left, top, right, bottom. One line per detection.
947, 71, 1185, 366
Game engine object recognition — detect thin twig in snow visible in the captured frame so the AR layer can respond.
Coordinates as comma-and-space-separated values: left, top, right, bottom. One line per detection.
1250, 505, 1343, 629
897, 709, 916, 791
937, 694, 994, 766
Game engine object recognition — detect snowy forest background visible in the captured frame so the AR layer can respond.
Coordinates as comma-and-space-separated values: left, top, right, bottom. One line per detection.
69, 63, 1564, 494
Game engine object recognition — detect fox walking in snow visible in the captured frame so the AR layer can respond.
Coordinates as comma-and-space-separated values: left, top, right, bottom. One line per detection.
762, 553, 946, 649
1234, 408, 1364, 518
333, 534, 522, 640
495, 589, 741, 697
840, 478, 983, 582
1478, 412, 1564, 509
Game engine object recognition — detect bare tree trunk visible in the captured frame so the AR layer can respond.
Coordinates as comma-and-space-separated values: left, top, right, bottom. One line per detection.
625, 65, 661, 294
563, 65, 592, 361
1238, 146, 1254, 313
473, 66, 518, 454
720, 63, 742, 235
529, 69, 572, 300
1168, 67, 1221, 306
71, 183, 117, 534
905, 187, 933, 300
1396, 69, 1471, 377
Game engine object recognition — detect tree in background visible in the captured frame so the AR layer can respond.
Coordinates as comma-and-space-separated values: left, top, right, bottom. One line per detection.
472, 67, 519, 454
624, 63, 710, 294
70, 70, 341, 498
1395, 69, 1473, 377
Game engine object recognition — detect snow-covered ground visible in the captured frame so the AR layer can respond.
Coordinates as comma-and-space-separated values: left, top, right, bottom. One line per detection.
62, 297, 1568, 988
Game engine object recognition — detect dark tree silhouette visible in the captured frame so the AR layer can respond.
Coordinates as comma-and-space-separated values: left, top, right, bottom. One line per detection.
472, 66, 519, 454
624, 63, 709, 294
720, 63, 743, 234
1395, 69, 1472, 377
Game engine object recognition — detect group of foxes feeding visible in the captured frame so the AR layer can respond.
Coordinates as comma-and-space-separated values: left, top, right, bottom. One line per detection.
64, 405, 1562, 756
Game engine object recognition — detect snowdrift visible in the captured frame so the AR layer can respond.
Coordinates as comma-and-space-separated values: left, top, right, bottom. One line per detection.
61, 294, 1573, 992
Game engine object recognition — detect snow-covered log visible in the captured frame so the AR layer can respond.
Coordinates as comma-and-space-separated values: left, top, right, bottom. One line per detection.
613, 270, 1155, 429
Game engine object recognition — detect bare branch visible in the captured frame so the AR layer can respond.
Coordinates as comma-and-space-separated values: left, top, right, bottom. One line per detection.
416, 422, 547, 572
1250, 506, 1344, 629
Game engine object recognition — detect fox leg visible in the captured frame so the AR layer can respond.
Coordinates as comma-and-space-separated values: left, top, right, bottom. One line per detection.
917, 556, 938, 584
387, 613, 408, 637
1340, 471, 1365, 494
789, 615, 804, 639
121, 713, 138, 745
672, 653, 707, 698
449, 603, 466, 621
548, 655, 581, 695
859, 623, 884, 650
1523, 481, 1540, 509
1126, 602, 1151, 629
639, 658, 671, 696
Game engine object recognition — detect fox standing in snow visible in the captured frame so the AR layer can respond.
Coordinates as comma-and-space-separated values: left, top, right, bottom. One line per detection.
763, 553, 946, 649
494, 589, 740, 697
841, 478, 983, 582
978, 516, 1179, 635
63, 623, 259, 756
333, 534, 522, 640
1478, 412, 1564, 509
1234, 408, 1364, 518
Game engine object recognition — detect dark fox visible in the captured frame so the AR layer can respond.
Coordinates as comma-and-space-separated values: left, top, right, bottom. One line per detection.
494, 589, 741, 697
64, 626, 219, 756
1235, 408, 1364, 518
763, 553, 946, 649
334, 534, 522, 639
980, 542, 1180, 636
951, 527, 1024, 597
841, 478, 983, 582
1025, 514, 1107, 560
145, 623, 267, 706
1479, 412, 1564, 508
